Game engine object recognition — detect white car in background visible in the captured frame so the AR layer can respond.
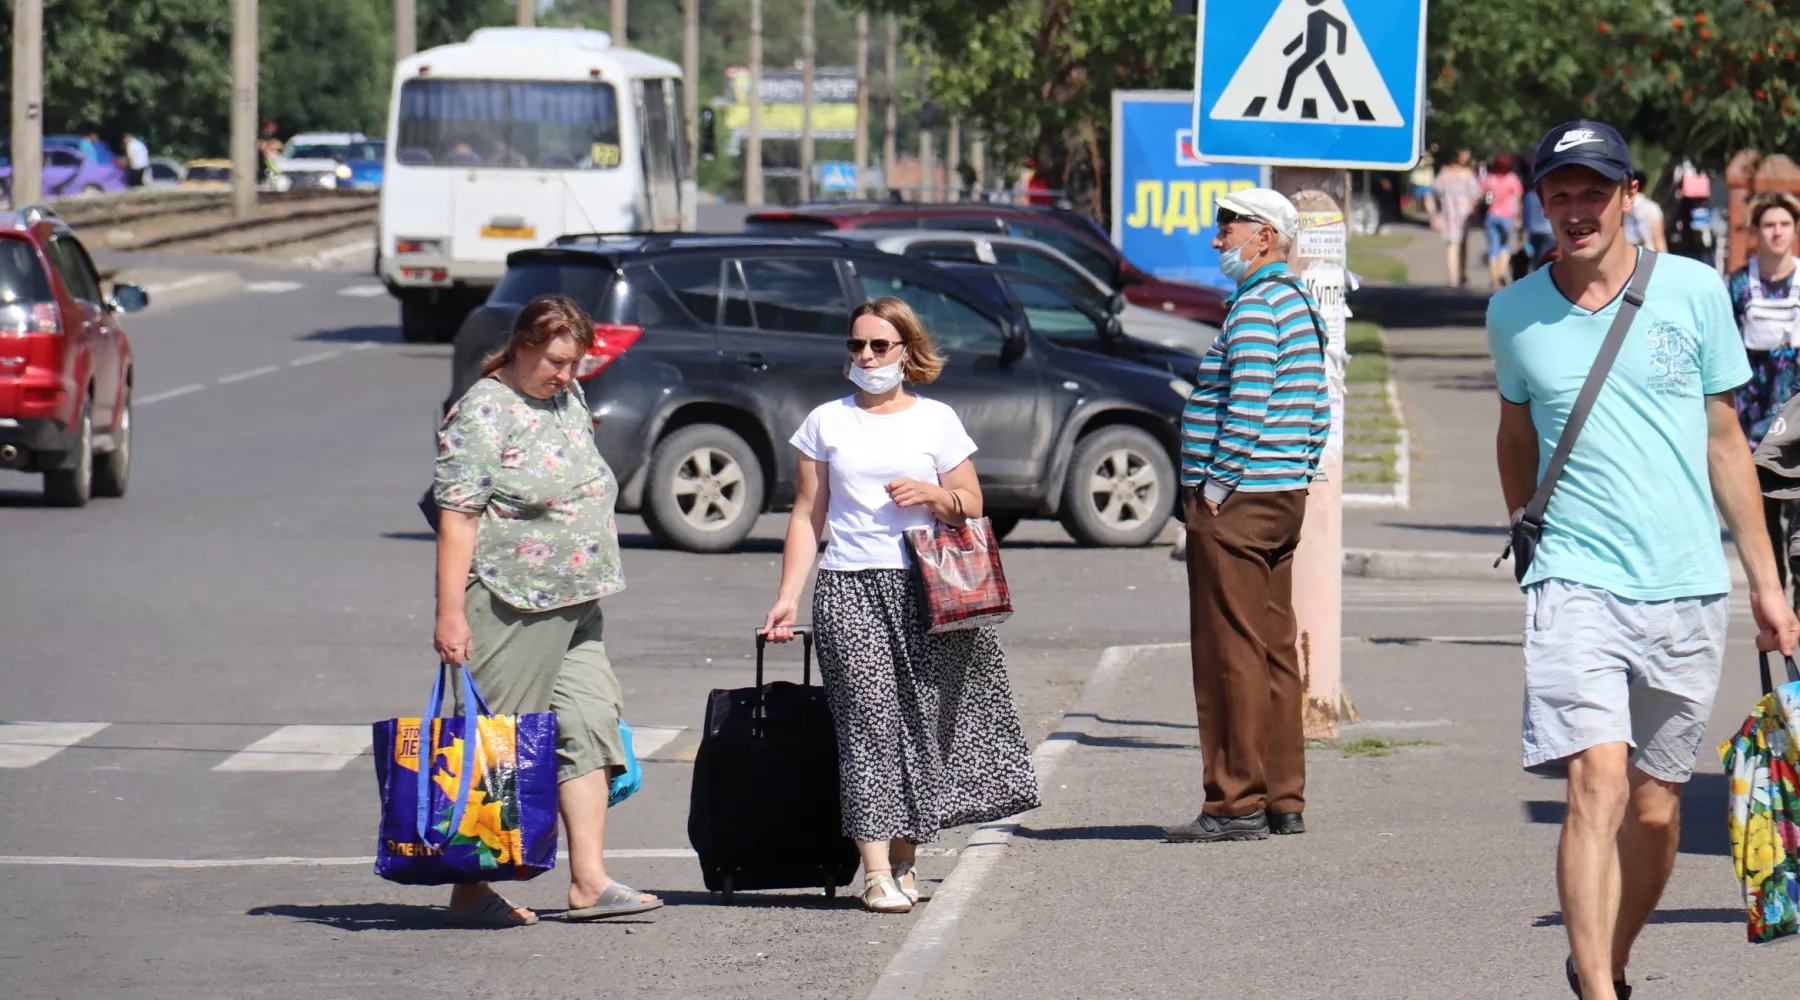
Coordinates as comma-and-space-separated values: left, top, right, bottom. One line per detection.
271, 132, 366, 192
821, 229, 1220, 356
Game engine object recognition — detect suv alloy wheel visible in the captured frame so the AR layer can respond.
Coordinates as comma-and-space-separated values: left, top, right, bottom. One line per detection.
44, 402, 93, 507
642, 424, 766, 553
1057, 425, 1175, 547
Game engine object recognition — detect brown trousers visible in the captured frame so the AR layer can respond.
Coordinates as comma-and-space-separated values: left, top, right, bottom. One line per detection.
1184, 486, 1308, 817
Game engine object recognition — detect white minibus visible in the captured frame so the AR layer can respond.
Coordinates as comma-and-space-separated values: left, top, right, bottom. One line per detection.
378, 27, 695, 341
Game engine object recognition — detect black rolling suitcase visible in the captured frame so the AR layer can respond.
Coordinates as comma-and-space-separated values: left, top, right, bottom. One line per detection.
686, 627, 861, 901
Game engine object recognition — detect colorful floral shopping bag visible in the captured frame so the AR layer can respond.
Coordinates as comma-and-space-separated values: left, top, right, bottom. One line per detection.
1720, 653, 1800, 944
372, 664, 559, 885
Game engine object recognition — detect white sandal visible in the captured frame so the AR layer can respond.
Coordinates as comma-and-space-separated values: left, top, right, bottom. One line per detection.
892, 861, 921, 904
861, 871, 913, 913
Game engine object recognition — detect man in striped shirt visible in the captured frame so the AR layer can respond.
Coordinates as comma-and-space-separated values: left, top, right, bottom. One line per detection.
1165, 188, 1331, 845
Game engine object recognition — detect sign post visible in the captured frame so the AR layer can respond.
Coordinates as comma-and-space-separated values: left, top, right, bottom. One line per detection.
1190, 0, 1428, 740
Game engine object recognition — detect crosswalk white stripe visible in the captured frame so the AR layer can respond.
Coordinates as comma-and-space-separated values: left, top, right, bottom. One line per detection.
244, 280, 304, 294
213, 725, 369, 772
336, 284, 387, 298
630, 725, 684, 759
0, 722, 109, 768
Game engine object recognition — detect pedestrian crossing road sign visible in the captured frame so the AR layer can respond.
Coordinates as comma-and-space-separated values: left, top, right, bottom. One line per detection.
1192, 0, 1425, 170
817, 160, 858, 192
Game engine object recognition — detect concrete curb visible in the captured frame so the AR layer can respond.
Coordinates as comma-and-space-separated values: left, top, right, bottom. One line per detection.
1342, 546, 1751, 587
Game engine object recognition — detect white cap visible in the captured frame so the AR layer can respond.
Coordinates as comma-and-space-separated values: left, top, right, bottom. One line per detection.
1216, 188, 1298, 241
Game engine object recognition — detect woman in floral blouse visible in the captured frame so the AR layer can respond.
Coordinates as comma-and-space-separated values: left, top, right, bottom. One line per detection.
433, 295, 659, 926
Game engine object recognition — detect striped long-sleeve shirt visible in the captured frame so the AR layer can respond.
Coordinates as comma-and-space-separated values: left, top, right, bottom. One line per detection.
1181, 262, 1330, 503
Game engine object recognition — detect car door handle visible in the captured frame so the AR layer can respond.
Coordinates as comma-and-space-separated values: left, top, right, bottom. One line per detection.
736, 352, 769, 372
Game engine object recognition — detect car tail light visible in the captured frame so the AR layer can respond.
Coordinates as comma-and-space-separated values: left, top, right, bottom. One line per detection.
577, 323, 642, 379
0, 302, 60, 334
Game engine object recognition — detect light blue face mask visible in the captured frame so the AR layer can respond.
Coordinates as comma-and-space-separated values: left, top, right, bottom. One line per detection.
1217, 230, 1262, 284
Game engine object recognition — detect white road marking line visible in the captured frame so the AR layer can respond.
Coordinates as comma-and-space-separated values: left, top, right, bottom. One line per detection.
217, 365, 281, 385
1340, 718, 1456, 732
0, 722, 110, 768
140, 273, 224, 296
0, 848, 697, 869
629, 725, 683, 759
350, 341, 380, 351
138, 383, 206, 405
244, 280, 304, 294
213, 725, 369, 772
337, 284, 387, 298
288, 349, 342, 367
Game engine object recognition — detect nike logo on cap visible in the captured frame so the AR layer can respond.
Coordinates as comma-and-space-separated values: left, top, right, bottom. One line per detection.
1553, 129, 1605, 153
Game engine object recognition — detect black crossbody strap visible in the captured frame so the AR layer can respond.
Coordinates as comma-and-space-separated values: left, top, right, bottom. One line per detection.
1522, 251, 1658, 528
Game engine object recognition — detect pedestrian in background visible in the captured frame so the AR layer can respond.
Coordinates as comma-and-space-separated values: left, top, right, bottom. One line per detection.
123, 133, 149, 188
1481, 152, 1524, 290
1521, 181, 1557, 269
1729, 191, 1800, 597
1407, 146, 1436, 215
1165, 189, 1329, 845
1622, 171, 1669, 253
1431, 148, 1481, 287
434, 295, 660, 926
1487, 119, 1798, 1000
763, 297, 1039, 914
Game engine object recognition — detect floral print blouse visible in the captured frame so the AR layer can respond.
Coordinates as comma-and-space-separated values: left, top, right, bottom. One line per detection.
435, 377, 625, 612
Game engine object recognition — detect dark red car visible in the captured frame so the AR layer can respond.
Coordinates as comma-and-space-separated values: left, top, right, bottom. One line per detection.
743, 202, 1228, 325
0, 204, 145, 505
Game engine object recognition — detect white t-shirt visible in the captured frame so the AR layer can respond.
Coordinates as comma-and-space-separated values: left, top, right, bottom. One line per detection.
790, 395, 978, 571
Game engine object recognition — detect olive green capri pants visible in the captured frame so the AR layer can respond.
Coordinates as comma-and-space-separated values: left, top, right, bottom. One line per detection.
458, 581, 628, 784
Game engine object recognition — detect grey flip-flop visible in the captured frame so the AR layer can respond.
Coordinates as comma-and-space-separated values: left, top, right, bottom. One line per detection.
564, 881, 664, 920
446, 893, 537, 928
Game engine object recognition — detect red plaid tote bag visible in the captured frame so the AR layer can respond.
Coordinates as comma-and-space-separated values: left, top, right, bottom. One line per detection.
902, 517, 1014, 634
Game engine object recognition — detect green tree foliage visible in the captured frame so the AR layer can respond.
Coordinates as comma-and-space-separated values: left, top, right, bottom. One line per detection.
260, 0, 394, 138
862, 0, 1194, 220
420, 0, 515, 50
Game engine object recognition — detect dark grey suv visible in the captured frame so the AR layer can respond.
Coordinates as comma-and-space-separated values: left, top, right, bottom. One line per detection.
447, 235, 1191, 553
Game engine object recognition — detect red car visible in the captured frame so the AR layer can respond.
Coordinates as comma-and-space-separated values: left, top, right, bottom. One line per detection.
743, 202, 1228, 325
0, 204, 144, 505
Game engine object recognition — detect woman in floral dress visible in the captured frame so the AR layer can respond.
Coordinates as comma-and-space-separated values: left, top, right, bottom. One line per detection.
433, 295, 660, 926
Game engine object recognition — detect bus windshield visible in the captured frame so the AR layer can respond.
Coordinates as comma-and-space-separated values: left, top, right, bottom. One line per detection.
395, 79, 621, 171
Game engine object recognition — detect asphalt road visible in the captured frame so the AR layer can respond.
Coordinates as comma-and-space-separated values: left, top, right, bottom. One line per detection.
6, 266, 1738, 998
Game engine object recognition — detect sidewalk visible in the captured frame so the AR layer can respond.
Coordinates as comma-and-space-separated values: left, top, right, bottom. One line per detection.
918, 639, 1782, 1000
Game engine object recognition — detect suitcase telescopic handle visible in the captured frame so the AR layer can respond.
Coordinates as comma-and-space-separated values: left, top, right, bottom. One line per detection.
754, 626, 814, 690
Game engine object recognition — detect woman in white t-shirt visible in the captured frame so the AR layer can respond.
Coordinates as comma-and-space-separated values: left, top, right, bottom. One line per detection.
762, 297, 1039, 914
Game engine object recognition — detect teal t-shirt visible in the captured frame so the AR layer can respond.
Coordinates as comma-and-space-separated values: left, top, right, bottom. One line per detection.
1486, 251, 1752, 600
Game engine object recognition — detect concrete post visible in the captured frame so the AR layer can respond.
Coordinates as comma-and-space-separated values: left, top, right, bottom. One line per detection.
682, 0, 698, 162
1281, 181, 1350, 741
882, 16, 896, 198
853, 13, 869, 199
230, 0, 258, 219
946, 117, 961, 202
919, 131, 934, 204
611, 0, 627, 46
799, 0, 816, 203
745, 0, 764, 206
395, 0, 416, 61
516, 0, 533, 28
970, 134, 985, 198
9, 0, 43, 208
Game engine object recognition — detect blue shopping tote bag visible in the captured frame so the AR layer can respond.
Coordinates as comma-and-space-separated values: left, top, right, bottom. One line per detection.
372, 663, 559, 885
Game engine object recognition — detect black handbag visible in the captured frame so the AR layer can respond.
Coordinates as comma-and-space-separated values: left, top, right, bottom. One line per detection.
417, 488, 440, 533
1496, 251, 1657, 583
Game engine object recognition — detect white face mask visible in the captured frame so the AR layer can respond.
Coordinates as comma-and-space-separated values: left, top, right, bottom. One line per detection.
848, 358, 905, 393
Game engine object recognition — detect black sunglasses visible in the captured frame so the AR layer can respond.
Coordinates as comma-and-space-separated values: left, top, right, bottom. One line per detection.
846, 337, 901, 355
1217, 208, 1268, 229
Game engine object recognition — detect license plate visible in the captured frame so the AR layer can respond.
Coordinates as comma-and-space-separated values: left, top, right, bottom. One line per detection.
481, 225, 536, 240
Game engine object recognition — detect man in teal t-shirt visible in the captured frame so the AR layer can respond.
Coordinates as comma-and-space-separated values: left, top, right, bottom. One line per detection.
1488, 119, 1797, 1000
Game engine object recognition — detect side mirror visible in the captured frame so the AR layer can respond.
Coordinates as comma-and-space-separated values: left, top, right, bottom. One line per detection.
1104, 315, 1124, 338
699, 108, 718, 161
1108, 291, 1127, 315
109, 283, 149, 313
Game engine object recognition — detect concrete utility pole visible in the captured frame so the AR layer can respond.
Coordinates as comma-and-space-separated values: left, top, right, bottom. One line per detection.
395, 0, 417, 61
946, 116, 960, 202
882, 16, 897, 197
919, 131, 934, 204
516, 0, 533, 28
230, 0, 258, 218
970, 133, 985, 197
853, 13, 869, 198
683, 0, 699, 161
746, 0, 764, 206
799, 0, 816, 203
9, 0, 43, 208
611, 0, 627, 45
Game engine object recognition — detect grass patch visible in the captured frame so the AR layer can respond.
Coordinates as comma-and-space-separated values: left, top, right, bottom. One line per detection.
1345, 321, 1388, 383
1306, 737, 1439, 757
1342, 321, 1405, 487
1349, 233, 1411, 252
1347, 250, 1408, 284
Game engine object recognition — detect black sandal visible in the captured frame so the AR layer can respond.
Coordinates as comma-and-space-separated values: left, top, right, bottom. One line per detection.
1565, 956, 1631, 999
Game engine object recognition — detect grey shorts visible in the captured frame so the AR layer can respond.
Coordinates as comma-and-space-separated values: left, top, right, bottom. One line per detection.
1521, 578, 1728, 783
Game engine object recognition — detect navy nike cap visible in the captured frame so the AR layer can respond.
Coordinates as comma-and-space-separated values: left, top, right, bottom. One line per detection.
1531, 119, 1633, 184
